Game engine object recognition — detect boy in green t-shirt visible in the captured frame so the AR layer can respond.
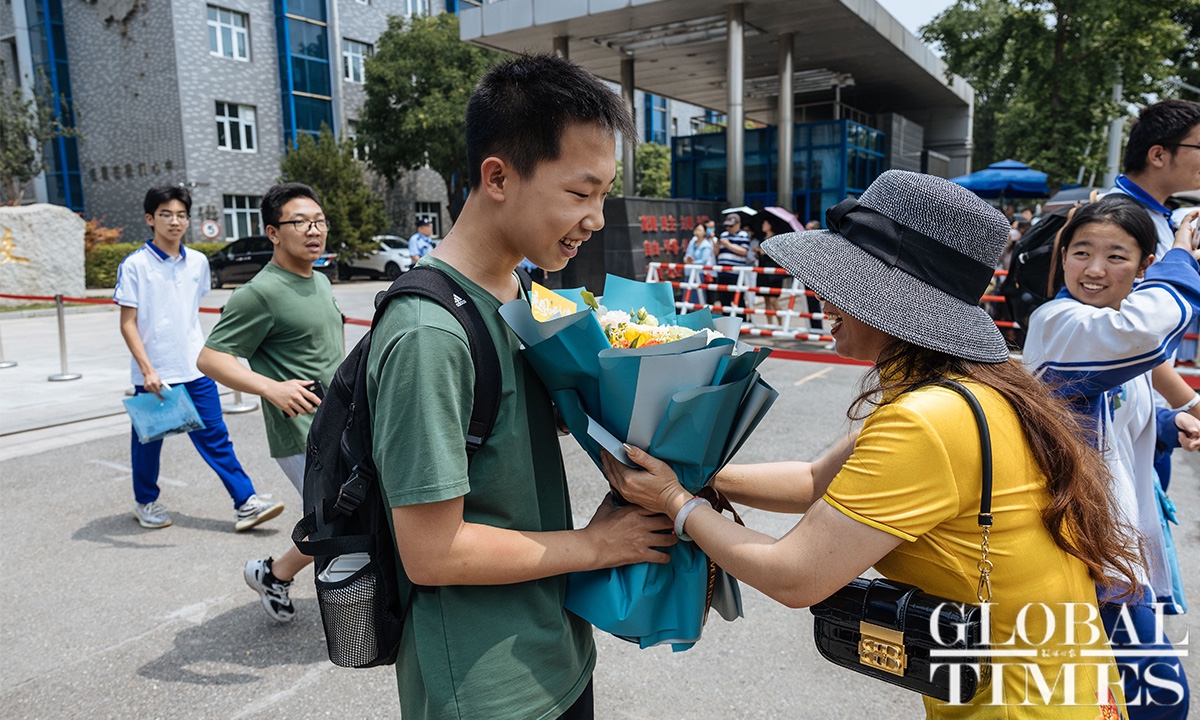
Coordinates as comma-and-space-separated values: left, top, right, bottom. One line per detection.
198, 183, 344, 623
366, 54, 676, 720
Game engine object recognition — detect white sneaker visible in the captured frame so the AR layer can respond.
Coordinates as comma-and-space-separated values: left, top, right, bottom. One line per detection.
244, 557, 296, 622
134, 501, 172, 529
234, 494, 284, 532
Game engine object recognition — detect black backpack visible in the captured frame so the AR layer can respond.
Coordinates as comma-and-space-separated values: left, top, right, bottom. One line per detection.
293, 265, 527, 668
999, 197, 1095, 346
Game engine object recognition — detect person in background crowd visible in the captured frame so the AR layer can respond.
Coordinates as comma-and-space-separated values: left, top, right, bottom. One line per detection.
705, 219, 716, 237
684, 222, 715, 306
604, 171, 1137, 718
115, 185, 282, 532
1001, 218, 1031, 273
198, 182, 344, 624
408, 216, 435, 262
714, 213, 753, 309
802, 220, 823, 331
757, 216, 791, 326
1024, 196, 1198, 719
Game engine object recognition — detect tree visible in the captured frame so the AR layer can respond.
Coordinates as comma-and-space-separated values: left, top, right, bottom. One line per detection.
0, 72, 79, 204
636, 142, 672, 198
358, 13, 505, 220
612, 142, 672, 198
279, 125, 387, 260
922, 0, 1194, 188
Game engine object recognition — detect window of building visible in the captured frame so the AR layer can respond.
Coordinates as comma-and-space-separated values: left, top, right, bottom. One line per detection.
207, 6, 249, 61
342, 39, 371, 84
223, 195, 262, 239
355, 0, 369, 4
644, 93, 668, 146
415, 202, 441, 237
407, 0, 430, 16
215, 102, 257, 152
276, 0, 333, 145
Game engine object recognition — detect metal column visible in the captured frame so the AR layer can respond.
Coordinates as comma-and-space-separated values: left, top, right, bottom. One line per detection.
621, 57, 636, 197
726, 4, 745, 206
777, 33, 794, 210
553, 35, 569, 60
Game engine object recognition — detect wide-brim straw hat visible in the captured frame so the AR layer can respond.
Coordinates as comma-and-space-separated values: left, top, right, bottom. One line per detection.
762, 170, 1010, 363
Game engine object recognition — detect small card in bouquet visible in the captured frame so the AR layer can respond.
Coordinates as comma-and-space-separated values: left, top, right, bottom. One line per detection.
122, 384, 206, 444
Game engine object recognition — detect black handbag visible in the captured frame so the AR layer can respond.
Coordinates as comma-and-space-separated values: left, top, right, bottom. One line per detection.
810, 379, 994, 703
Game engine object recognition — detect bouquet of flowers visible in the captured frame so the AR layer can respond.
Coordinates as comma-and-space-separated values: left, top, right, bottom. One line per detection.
500, 274, 778, 650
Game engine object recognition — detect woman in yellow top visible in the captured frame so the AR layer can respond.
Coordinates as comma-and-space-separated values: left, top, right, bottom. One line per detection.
603, 171, 1143, 719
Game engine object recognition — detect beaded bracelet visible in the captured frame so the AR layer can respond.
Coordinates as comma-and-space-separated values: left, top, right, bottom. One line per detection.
674, 496, 712, 542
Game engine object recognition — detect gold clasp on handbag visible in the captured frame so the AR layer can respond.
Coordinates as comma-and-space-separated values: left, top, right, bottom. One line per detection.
859, 622, 907, 676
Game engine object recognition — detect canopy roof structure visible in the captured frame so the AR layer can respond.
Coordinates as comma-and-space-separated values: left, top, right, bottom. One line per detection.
459, 0, 977, 203
460, 0, 972, 127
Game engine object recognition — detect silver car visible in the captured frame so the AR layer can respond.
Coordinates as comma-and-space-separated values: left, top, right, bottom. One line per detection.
339, 235, 412, 281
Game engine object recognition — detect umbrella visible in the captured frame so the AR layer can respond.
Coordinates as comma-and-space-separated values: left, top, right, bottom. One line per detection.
1043, 186, 1101, 213
720, 205, 758, 216
763, 206, 804, 233
949, 159, 1050, 199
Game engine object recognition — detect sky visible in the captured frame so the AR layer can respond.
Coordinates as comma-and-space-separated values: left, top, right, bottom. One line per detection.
874, 0, 957, 38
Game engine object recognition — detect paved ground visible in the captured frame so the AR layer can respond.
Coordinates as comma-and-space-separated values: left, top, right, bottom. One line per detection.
1, 280, 1197, 718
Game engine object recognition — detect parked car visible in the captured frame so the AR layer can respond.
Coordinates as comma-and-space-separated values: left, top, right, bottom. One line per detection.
209, 235, 338, 288
338, 235, 412, 281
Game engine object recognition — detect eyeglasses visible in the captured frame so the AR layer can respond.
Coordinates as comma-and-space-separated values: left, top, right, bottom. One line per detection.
1166, 143, 1200, 151
278, 219, 331, 232
156, 212, 190, 222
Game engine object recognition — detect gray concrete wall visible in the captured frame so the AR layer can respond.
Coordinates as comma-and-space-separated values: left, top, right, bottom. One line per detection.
172, 0, 284, 237
65, 0, 188, 235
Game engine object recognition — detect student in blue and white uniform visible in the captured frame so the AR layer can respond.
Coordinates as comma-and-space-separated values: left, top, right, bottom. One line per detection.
115, 185, 282, 532
1024, 195, 1200, 720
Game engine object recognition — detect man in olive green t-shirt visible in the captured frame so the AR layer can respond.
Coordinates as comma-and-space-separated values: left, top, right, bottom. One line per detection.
198, 182, 343, 624
367, 56, 676, 720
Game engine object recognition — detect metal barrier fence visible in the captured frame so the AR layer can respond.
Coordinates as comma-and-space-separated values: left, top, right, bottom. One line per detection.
644, 262, 1200, 372
5, 284, 1200, 389
0, 292, 258, 410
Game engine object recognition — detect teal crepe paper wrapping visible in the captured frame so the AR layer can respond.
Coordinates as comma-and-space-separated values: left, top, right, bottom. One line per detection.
552, 286, 593, 311
601, 273, 676, 320
565, 540, 710, 651
499, 283, 780, 650
674, 307, 718, 331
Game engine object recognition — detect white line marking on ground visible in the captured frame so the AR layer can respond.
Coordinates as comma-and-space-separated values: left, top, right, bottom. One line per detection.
86, 459, 186, 487
229, 664, 331, 719
793, 366, 832, 386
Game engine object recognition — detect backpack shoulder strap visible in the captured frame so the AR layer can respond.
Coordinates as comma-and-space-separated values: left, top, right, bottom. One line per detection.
373, 266, 501, 455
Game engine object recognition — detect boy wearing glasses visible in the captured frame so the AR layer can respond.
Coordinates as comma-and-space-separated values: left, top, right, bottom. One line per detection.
198, 182, 345, 623
115, 185, 282, 532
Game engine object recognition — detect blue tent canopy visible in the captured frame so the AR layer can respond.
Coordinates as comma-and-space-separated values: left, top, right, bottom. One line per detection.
949, 159, 1049, 199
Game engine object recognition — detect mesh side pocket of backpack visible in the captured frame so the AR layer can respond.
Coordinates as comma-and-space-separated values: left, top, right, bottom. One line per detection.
314, 558, 403, 668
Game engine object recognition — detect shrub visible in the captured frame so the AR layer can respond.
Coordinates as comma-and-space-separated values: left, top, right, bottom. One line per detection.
84, 241, 228, 288
83, 217, 123, 255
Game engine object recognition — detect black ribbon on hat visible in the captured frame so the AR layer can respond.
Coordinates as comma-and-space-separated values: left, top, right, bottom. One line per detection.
825, 198, 994, 304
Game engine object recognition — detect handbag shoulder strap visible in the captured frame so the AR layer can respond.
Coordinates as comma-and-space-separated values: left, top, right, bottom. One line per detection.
913, 378, 995, 602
